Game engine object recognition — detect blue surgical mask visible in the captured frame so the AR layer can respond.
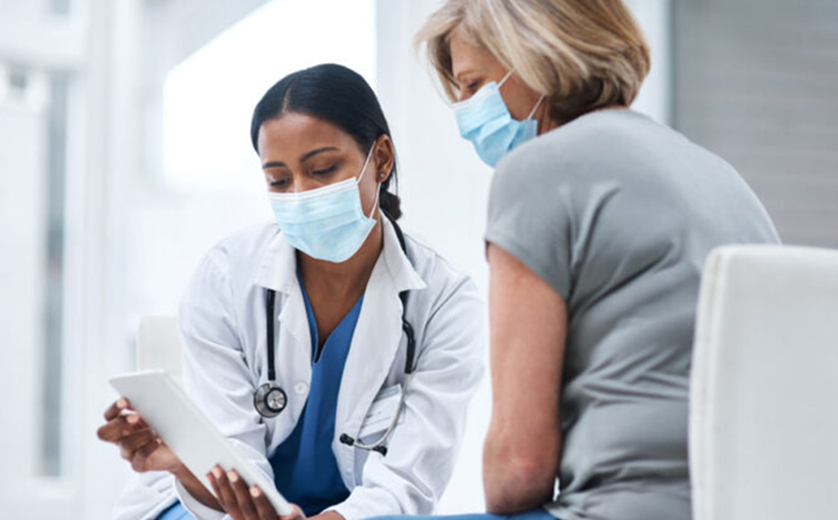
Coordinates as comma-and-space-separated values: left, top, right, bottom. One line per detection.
269, 146, 380, 263
454, 70, 545, 167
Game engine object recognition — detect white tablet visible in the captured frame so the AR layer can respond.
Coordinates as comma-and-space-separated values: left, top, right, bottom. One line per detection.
109, 369, 293, 515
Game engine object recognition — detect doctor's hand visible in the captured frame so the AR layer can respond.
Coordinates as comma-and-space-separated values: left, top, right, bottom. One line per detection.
96, 397, 184, 474
207, 466, 307, 520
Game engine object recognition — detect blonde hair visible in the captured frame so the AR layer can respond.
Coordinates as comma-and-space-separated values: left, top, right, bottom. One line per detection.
415, 0, 651, 124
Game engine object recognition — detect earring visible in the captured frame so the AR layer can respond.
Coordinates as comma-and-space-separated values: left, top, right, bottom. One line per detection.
378, 173, 386, 179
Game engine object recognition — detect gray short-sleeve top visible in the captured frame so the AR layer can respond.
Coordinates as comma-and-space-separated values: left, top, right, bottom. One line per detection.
485, 109, 779, 520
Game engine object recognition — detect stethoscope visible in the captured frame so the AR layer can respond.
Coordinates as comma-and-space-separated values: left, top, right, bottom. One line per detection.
253, 217, 417, 456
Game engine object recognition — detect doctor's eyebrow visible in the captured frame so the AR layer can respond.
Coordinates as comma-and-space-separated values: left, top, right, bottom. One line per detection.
262, 147, 341, 169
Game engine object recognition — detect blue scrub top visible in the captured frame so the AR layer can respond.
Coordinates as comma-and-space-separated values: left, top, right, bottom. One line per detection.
156, 277, 363, 520
269, 276, 363, 516
156, 502, 195, 520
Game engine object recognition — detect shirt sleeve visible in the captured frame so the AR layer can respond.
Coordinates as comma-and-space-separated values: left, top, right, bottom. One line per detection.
113, 472, 178, 520
485, 145, 620, 301
174, 478, 229, 520
174, 252, 272, 520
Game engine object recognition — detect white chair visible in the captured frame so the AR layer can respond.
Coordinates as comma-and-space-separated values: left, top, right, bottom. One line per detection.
690, 245, 838, 520
136, 315, 183, 385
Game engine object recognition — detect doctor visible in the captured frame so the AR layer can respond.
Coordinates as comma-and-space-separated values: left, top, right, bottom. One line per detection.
98, 64, 484, 520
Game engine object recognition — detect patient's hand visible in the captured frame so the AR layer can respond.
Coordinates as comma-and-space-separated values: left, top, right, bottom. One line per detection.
97, 397, 183, 474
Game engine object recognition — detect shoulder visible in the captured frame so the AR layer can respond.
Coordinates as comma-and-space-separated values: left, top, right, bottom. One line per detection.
489, 109, 712, 217
185, 221, 279, 299
199, 221, 279, 274
495, 109, 683, 186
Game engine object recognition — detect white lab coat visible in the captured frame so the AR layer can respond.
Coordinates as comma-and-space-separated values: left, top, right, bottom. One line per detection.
113, 217, 485, 520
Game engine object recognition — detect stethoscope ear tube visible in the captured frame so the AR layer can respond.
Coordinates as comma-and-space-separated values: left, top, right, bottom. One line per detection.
401, 314, 416, 375
265, 288, 277, 382
392, 214, 418, 377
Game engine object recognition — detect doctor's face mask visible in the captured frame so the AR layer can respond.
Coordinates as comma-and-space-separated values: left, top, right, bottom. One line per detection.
268, 144, 380, 264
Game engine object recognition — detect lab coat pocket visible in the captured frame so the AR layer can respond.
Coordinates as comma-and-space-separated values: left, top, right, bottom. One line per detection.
358, 384, 404, 443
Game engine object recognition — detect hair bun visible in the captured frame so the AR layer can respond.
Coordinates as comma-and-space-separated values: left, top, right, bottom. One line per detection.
380, 190, 403, 221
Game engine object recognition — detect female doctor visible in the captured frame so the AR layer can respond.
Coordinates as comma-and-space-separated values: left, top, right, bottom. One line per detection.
98, 64, 484, 520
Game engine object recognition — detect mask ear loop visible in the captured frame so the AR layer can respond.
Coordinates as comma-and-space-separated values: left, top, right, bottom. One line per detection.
356, 142, 376, 184
527, 94, 546, 120
356, 141, 382, 220
368, 176, 382, 220
498, 69, 515, 88
499, 70, 546, 122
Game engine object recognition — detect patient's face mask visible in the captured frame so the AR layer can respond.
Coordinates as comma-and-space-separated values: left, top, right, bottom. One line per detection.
269, 146, 379, 263
453, 70, 545, 168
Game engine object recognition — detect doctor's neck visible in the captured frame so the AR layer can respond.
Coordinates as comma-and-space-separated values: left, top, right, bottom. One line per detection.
297, 215, 383, 298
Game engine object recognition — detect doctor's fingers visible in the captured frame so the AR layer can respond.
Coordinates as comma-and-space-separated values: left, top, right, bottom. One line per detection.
103, 398, 151, 431
103, 398, 133, 421
228, 470, 263, 520
97, 414, 147, 443
129, 438, 165, 473
208, 467, 244, 520
250, 486, 285, 520
118, 428, 157, 459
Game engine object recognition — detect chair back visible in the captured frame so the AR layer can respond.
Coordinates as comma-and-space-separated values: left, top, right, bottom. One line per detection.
690, 245, 838, 520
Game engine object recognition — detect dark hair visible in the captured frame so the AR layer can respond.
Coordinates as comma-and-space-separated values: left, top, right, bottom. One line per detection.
251, 63, 402, 220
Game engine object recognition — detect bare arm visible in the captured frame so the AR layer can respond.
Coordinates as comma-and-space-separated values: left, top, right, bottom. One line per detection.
483, 244, 567, 514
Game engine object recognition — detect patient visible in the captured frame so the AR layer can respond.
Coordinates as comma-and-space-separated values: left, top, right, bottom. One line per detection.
391, 1, 783, 520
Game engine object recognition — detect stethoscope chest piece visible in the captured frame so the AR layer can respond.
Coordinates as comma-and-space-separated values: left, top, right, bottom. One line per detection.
254, 382, 287, 418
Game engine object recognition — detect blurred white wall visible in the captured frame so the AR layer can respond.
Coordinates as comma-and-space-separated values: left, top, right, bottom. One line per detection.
0, 1, 103, 518
0, 69, 49, 482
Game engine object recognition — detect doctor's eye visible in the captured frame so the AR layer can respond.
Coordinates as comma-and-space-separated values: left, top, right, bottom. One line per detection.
268, 177, 292, 191
311, 164, 337, 177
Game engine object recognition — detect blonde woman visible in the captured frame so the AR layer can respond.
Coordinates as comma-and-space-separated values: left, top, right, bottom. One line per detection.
385, 2, 778, 520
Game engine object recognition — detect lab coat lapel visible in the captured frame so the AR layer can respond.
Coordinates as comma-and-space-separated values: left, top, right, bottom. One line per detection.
333, 218, 426, 484
275, 286, 312, 424
334, 258, 403, 479
254, 231, 312, 431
